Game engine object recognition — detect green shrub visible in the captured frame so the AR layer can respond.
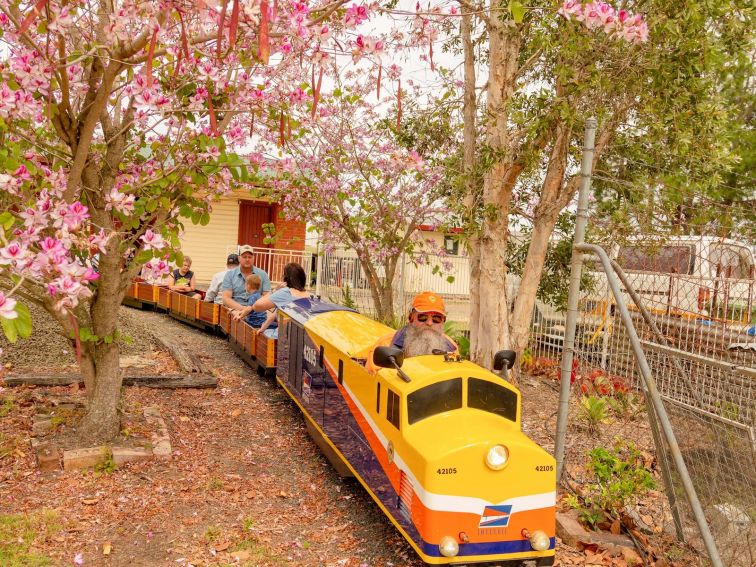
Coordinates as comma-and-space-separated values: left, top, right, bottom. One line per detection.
578, 395, 610, 434
340, 284, 357, 310
578, 440, 656, 529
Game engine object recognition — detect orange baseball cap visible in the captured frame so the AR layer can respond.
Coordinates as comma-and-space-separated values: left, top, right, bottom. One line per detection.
411, 291, 446, 315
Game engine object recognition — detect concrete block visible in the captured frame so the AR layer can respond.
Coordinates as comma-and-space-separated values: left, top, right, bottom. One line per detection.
111, 446, 153, 465
34, 443, 61, 472
63, 447, 108, 471
152, 438, 172, 459
32, 419, 53, 436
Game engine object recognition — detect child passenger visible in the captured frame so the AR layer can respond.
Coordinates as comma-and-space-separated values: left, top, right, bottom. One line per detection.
239, 274, 268, 328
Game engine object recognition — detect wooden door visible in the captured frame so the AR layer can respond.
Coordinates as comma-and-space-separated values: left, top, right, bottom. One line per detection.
238, 201, 273, 248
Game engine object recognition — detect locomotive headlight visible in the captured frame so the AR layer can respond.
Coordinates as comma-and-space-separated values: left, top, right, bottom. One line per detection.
485, 444, 509, 470
522, 529, 551, 551
438, 536, 460, 557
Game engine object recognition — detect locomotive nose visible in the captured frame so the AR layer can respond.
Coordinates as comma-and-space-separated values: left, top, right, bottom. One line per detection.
403, 414, 556, 560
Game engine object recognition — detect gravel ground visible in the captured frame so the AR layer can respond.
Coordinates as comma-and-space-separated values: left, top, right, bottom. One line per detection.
1, 302, 156, 370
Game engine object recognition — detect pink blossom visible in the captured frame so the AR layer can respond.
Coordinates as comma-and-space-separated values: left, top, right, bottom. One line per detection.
88, 230, 111, 253
14, 164, 31, 180
313, 25, 331, 42
559, 1, 647, 43
140, 229, 165, 251
279, 39, 293, 54
0, 292, 18, 319
289, 87, 309, 104
82, 267, 100, 282
0, 242, 28, 265
344, 4, 369, 28
106, 188, 136, 214
62, 202, 89, 231
134, 88, 156, 109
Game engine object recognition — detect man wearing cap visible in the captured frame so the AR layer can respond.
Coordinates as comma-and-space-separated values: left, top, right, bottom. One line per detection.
220, 245, 272, 310
391, 291, 457, 357
204, 253, 241, 304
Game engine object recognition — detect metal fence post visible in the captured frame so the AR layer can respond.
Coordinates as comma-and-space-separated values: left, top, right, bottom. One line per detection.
555, 117, 597, 480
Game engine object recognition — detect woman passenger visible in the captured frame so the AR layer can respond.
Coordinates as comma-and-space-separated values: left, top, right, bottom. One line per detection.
168, 256, 201, 298
252, 262, 310, 338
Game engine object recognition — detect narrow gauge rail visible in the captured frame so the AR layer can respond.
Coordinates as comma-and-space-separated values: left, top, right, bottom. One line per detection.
124, 282, 556, 566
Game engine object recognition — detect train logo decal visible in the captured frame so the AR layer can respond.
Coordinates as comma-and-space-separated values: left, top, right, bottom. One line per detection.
479, 505, 513, 528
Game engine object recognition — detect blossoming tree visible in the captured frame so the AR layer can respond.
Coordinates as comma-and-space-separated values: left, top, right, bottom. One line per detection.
271, 84, 447, 322
0, 0, 368, 444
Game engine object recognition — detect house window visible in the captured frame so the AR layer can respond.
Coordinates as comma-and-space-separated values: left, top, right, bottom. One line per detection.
444, 235, 459, 256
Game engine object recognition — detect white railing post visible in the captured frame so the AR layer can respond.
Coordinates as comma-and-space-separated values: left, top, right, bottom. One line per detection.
315, 241, 323, 298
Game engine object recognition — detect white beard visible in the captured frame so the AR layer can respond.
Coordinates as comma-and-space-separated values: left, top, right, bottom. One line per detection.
403, 324, 449, 357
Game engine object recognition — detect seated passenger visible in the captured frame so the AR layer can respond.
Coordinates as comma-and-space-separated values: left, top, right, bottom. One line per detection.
251, 262, 310, 339
168, 256, 201, 298
391, 291, 457, 357
221, 245, 271, 310
233, 274, 269, 328
205, 253, 239, 304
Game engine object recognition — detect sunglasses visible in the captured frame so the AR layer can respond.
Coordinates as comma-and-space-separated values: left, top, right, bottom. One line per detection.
416, 313, 446, 324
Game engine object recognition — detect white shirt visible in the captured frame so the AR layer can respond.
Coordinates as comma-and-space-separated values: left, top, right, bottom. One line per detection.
204, 269, 230, 304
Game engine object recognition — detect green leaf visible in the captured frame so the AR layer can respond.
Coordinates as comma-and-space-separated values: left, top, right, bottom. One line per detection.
13, 303, 32, 339
0, 211, 14, 230
1, 316, 18, 343
135, 250, 154, 264
509, 0, 525, 23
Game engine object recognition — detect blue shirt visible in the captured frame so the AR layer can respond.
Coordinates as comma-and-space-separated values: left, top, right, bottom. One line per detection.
244, 291, 268, 328
220, 266, 271, 303
268, 287, 295, 308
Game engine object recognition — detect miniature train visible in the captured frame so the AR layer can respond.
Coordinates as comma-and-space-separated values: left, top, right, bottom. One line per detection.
124, 282, 556, 565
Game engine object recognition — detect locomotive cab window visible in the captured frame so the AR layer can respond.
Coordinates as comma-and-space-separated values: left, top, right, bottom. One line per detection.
468, 378, 517, 422
407, 378, 463, 425
387, 389, 400, 429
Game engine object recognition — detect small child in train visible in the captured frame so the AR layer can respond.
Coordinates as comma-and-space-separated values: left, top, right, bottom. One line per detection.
241, 274, 268, 328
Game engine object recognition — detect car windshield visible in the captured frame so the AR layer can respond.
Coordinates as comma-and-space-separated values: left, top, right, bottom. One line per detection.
407, 378, 463, 425
468, 378, 517, 422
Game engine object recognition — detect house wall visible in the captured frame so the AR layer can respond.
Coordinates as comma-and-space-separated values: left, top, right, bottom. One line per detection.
180, 190, 305, 284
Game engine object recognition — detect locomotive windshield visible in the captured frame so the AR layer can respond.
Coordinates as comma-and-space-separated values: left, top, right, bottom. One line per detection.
468, 378, 517, 422
407, 378, 463, 425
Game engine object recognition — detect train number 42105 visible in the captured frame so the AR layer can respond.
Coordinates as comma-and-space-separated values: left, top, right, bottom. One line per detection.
535, 465, 554, 472
436, 467, 458, 475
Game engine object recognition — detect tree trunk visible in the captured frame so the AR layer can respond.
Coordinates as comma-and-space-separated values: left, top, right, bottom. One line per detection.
469, 22, 521, 367
357, 253, 395, 324
509, 126, 571, 357
76, 239, 124, 444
